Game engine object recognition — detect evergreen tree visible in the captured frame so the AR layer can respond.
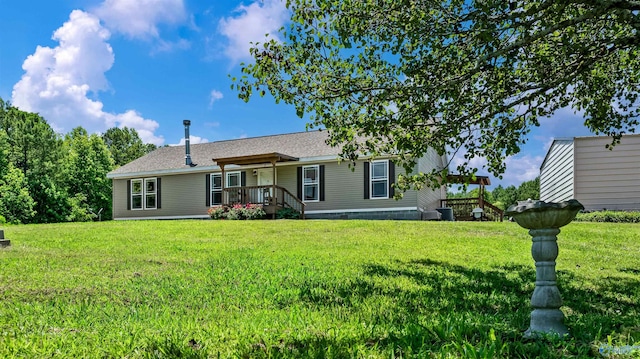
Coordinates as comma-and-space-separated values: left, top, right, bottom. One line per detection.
102, 127, 156, 167
0, 99, 68, 223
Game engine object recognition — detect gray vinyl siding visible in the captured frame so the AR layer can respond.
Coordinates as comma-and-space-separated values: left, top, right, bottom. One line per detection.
417, 148, 447, 210
573, 135, 640, 211
113, 173, 208, 219
540, 140, 574, 203
283, 160, 418, 212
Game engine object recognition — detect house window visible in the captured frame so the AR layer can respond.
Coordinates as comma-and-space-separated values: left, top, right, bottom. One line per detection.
370, 160, 388, 199
130, 178, 157, 210
226, 171, 242, 204
227, 172, 241, 187
302, 165, 319, 202
131, 179, 143, 210
145, 178, 157, 209
211, 174, 222, 205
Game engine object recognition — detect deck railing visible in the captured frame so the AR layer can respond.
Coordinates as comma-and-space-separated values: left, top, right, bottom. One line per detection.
221, 185, 305, 218
440, 197, 504, 222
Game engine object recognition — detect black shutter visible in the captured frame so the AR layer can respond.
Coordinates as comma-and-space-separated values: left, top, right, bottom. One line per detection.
388, 161, 395, 198
319, 165, 325, 201
364, 162, 370, 199
157, 178, 162, 209
205, 174, 210, 207
296, 166, 302, 199
127, 180, 131, 210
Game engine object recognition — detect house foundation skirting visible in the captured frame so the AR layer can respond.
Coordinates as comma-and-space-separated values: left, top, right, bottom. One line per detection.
305, 209, 422, 220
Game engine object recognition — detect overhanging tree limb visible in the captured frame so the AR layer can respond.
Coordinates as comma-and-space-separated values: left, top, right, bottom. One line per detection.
235, 0, 640, 191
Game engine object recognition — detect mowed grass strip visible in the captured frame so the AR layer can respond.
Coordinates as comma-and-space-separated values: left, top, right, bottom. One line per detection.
0, 220, 638, 358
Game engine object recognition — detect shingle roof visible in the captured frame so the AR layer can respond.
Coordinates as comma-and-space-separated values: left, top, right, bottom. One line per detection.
108, 130, 338, 177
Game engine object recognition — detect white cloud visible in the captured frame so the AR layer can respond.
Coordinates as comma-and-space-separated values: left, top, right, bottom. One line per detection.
153, 38, 191, 54
218, 0, 289, 63
94, 0, 187, 40
209, 89, 223, 107
533, 106, 591, 145
108, 110, 164, 145
449, 148, 542, 188
173, 135, 209, 146
11, 10, 164, 145
503, 154, 543, 184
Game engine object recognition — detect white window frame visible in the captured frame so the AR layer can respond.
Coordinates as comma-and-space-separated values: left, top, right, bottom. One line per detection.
370, 160, 389, 199
144, 178, 157, 210
131, 179, 143, 210
226, 171, 241, 188
302, 165, 320, 202
130, 177, 157, 210
210, 173, 222, 206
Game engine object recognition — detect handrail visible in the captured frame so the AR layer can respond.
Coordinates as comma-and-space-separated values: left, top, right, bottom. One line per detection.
279, 186, 306, 219
483, 201, 504, 222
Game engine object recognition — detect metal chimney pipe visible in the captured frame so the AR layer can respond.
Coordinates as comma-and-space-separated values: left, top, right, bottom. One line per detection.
183, 119, 195, 166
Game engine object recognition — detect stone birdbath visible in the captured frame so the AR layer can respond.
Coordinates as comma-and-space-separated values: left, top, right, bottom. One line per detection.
505, 199, 584, 338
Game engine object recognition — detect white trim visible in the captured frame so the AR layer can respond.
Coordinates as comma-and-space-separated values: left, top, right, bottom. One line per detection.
130, 178, 143, 210
115, 215, 210, 220
297, 155, 340, 163
306, 207, 417, 214
370, 160, 389, 199
226, 171, 241, 187
210, 173, 222, 206
144, 178, 157, 210
109, 166, 220, 179
302, 165, 320, 203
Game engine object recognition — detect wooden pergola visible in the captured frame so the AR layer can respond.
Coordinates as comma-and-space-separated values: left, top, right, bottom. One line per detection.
441, 174, 503, 221
447, 174, 492, 208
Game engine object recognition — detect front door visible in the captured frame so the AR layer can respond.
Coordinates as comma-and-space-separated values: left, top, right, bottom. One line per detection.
257, 168, 275, 203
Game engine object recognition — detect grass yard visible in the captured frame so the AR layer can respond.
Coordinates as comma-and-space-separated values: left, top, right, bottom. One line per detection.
0, 220, 639, 358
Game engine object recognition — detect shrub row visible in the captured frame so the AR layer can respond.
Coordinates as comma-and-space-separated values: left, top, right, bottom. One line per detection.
276, 207, 302, 219
575, 211, 640, 223
208, 203, 266, 220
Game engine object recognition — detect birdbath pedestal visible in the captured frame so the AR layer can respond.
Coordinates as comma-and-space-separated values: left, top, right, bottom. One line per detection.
506, 199, 584, 338
0, 229, 10, 247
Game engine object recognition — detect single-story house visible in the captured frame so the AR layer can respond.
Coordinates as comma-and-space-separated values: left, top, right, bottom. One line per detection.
106, 126, 449, 220
539, 134, 640, 211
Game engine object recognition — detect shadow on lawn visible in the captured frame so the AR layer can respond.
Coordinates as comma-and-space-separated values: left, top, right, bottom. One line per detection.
240, 259, 639, 358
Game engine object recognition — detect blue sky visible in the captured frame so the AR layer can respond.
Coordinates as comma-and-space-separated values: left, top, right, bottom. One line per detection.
0, 0, 598, 188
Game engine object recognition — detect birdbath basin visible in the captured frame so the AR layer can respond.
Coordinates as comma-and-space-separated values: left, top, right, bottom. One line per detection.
505, 199, 584, 338
507, 199, 584, 229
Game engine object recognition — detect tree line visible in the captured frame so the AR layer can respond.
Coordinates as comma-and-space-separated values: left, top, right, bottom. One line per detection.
448, 178, 540, 211
0, 98, 155, 224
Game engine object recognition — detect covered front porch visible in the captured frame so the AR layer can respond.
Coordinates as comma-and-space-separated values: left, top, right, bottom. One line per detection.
213, 152, 305, 218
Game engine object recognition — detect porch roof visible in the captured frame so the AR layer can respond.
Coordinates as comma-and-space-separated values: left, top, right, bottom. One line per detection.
212, 152, 299, 166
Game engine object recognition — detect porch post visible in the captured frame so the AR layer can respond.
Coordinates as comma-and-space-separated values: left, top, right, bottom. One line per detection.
220, 164, 226, 205
271, 160, 277, 205
479, 183, 485, 209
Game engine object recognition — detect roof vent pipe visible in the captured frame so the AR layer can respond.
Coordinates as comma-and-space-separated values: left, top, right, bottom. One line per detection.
183, 119, 196, 167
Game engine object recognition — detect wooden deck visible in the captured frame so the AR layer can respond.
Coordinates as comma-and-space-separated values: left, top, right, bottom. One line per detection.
440, 197, 504, 221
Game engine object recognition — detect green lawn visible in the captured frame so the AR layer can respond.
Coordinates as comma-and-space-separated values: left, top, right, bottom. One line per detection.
1, 220, 638, 358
